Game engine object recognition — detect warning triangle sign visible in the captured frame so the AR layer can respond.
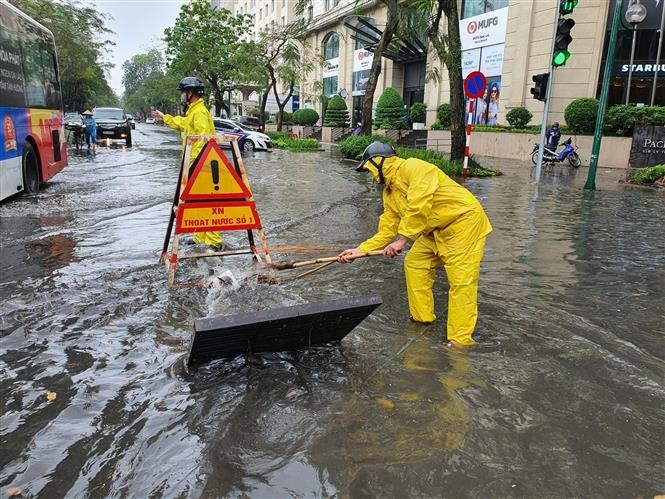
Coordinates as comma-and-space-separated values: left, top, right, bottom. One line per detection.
181, 139, 251, 201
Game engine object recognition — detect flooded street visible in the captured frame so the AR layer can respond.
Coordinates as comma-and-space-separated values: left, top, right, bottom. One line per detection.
1, 125, 664, 498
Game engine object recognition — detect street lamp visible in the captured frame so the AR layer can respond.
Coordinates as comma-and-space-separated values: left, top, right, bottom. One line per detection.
625, 0, 647, 103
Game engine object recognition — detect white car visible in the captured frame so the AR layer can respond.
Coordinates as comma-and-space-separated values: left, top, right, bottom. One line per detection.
145, 117, 156, 124
214, 118, 272, 151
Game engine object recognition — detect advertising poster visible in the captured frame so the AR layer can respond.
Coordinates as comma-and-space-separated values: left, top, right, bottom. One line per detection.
352, 49, 373, 96
462, 49, 481, 79
323, 57, 339, 79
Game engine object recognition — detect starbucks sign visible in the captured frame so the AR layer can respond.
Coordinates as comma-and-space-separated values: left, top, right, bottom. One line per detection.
630, 126, 665, 168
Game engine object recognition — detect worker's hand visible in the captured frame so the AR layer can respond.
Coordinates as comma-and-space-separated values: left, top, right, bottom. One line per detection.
153, 110, 164, 119
338, 247, 362, 263
384, 237, 408, 257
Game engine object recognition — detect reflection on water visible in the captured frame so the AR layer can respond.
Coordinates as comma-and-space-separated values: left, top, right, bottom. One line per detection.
0, 127, 663, 498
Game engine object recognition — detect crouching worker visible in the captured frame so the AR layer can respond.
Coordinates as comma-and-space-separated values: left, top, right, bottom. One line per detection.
338, 142, 492, 346
154, 76, 223, 250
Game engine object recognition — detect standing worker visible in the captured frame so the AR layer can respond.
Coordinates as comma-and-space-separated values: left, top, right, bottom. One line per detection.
338, 142, 492, 347
81, 110, 96, 152
154, 77, 223, 250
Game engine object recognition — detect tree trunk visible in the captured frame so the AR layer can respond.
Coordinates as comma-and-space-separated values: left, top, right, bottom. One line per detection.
259, 84, 272, 129
273, 80, 295, 132
361, 5, 399, 135
442, 0, 465, 163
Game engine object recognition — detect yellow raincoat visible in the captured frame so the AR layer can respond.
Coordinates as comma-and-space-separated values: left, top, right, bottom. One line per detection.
163, 99, 222, 248
357, 156, 492, 345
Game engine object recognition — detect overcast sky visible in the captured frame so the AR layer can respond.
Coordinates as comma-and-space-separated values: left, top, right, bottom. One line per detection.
92, 0, 186, 96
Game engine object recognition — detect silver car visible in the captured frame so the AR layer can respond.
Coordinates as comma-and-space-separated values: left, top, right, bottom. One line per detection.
215, 118, 272, 151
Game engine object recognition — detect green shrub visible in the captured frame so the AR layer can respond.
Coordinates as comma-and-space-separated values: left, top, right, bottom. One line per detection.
396, 148, 501, 178
272, 137, 320, 151
265, 131, 289, 141
323, 95, 349, 127
375, 87, 408, 129
506, 107, 533, 128
605, 105, 665, 136
432, 103, 452, 129
628, 164, 665, 184
277, 111, 293, 125
409, 102, 426, 123
338, 134, 397, 160
294, 108, 320, 126
564, 98, 599, 134
291, 109, 302, 124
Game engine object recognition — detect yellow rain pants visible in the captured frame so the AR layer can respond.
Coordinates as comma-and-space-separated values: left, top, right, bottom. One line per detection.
163, 99, 223, 248
357, 156, 492, 345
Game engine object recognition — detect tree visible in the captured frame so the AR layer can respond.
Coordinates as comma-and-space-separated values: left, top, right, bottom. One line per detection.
164, 0, 254, 116
9, 0, 118, 111
323, 95, 350, 126
375, 87, 407, 129
122, 49, 164, 97
254, 20, 316, 131
414, 0, 466, 162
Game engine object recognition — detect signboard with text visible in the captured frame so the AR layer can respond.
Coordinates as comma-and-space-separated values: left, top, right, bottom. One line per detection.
630, 125, 665, 168
459, 7, 509, 50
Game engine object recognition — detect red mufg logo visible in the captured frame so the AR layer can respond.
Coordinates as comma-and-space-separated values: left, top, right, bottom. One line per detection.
467, 21, 477, 34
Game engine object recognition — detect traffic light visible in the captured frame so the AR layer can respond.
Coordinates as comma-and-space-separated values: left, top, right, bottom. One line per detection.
531, 73, 550, 101
553, 0, 578, 67
559, 0, 579, 15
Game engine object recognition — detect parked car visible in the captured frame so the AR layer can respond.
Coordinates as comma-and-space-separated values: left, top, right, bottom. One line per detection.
213, 118, 248, 150
145, 117, 156, 124
216, 118, 272, 151
126, 114, 136, 129
232, 115, 264, 132
93, 107, 132, 146
64, 112, 82, 126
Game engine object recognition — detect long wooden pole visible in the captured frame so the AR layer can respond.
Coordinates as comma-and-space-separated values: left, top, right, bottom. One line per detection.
271, 250, 385, 270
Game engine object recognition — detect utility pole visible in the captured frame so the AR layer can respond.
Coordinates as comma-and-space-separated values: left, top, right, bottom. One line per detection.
585, 0, 624, 191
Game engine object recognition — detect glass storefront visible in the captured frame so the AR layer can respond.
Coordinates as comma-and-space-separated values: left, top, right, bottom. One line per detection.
461, 0, 509, 19
597, 0, 664, 106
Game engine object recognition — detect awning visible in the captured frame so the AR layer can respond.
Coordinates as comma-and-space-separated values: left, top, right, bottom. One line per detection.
344, 17, 428, 64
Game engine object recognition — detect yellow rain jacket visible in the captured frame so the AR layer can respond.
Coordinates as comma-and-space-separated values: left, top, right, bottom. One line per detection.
163, 99, 222, 248
358, 156, 492, 345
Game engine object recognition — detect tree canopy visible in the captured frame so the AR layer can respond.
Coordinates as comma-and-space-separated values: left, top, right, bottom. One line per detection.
163, 0, 255, 116
9, 0, 118, 111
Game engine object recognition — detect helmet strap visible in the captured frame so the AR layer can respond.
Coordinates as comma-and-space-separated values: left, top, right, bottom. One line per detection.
369, 157, 386, 184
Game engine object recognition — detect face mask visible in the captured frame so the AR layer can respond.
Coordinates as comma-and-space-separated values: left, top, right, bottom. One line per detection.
180, 92, 190, 113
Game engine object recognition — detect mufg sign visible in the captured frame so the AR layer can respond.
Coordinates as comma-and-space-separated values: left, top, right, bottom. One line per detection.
630, 125, 665, 168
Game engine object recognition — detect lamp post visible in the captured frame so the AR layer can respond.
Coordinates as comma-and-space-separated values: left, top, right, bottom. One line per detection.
625, 0, 647, 103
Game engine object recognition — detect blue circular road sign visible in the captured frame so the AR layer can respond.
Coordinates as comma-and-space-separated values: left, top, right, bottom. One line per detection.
464, 71, 487, 99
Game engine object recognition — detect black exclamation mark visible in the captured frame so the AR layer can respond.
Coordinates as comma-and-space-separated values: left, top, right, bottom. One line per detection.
211, 160, 219, 191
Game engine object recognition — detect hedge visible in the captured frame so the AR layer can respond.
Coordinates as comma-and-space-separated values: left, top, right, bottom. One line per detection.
375, 87, 408, 129
506, 107, 533, 128
628, 164, 665, 184
605, 105, 665, 136
430, 103, 452, 130
272, 137, 320, 151
564, 98, 599, 134
293, 108, 320, 126
323, 95, 349, 127
338, 134, 396, 160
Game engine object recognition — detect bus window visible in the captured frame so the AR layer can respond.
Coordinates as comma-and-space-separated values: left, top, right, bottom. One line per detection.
0, 25, 26, 107
20, 38, 46, 107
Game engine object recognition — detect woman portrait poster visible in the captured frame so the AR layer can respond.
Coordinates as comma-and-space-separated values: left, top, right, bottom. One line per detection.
485, 82, 501, 125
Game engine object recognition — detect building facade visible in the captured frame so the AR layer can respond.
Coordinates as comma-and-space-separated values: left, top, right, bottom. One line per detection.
295, 0, 663, 127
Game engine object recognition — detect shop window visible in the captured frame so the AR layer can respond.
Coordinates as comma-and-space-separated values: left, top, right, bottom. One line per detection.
323, 32, 340, 60
323, 76, 338, 97
461, 0, 509, 19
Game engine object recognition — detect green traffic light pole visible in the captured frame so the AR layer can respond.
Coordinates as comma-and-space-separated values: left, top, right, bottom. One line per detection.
585, 0, 624, 190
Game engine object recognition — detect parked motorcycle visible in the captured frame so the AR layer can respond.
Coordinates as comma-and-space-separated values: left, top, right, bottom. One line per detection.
65, 122, 85, 150
531, 138, 581, 168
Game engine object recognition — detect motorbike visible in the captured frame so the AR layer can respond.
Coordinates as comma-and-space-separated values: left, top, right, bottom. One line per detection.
65, 122, 86, 150
531, 138, 581, 168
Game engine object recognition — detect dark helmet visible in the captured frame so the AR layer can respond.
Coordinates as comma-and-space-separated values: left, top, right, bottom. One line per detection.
552, 122, 560, 129
177, 76, 205, 95
356, 141, 397, 172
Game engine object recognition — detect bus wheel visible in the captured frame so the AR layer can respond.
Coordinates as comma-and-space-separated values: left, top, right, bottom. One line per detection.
22, 142, 40, 193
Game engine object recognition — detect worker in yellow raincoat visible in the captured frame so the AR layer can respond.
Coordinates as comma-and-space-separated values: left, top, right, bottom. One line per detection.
338, 141, 492, 346
154, 76, 223, 250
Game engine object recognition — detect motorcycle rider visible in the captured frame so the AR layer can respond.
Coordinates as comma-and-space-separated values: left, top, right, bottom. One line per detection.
546, 122, 561, 152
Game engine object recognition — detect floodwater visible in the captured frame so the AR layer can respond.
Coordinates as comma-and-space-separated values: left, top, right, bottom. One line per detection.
1, 125, 663, 498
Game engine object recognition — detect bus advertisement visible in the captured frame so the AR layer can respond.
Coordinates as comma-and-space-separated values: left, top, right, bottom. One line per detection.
0, 0, 67, 202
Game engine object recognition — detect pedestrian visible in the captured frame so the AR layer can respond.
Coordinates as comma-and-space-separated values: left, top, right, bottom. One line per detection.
154, 77, 223, 251
81, 110, 96, 152
338, 141, 492, 347
546, 121, 561, 151
352, 122, 362, 136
